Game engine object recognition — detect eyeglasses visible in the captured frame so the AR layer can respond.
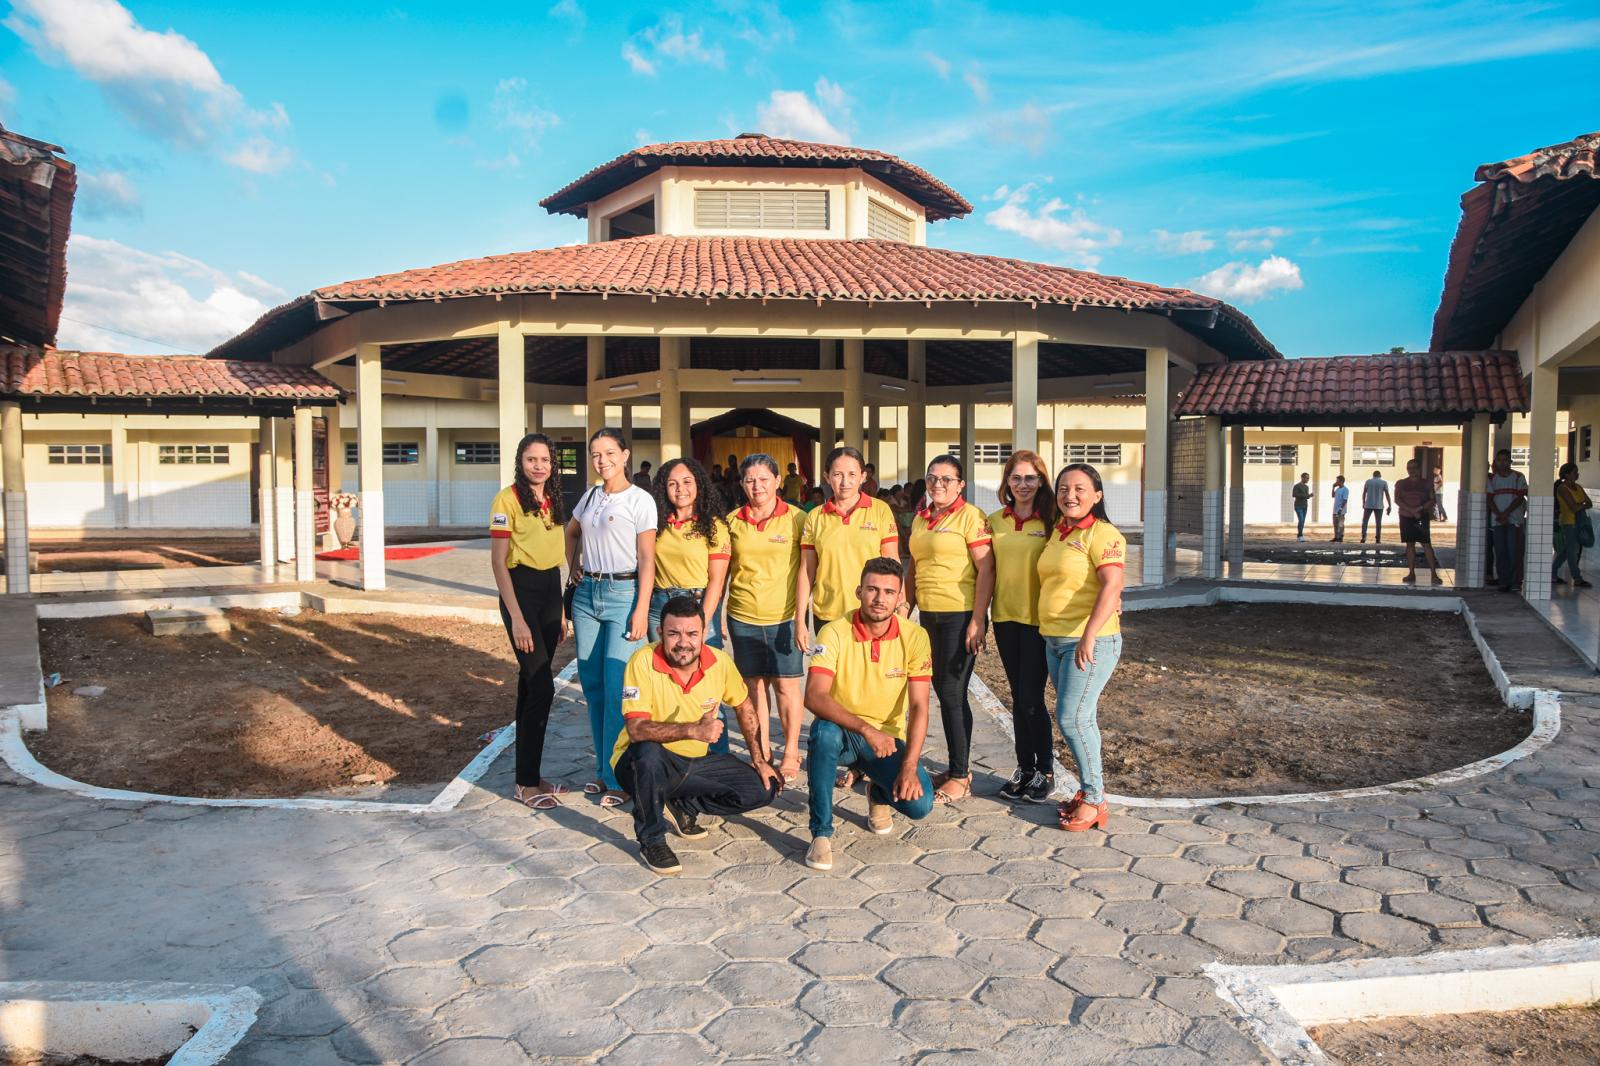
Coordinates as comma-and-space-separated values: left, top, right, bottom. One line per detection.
1008, 474, 1042, 485
926, 475, 961, 487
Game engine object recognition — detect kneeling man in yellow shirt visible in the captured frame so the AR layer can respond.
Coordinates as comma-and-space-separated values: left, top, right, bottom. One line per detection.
614, 596, 784, 875
803, 557, 935, 870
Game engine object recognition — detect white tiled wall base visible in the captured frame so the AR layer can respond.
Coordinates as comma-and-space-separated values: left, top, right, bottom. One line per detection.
142, 481, 250, 528
295, 490, 315, 582
274, 485, 295, 562
1227, 485, 1245, 570
342, 477, 431, 526
257, 486, 276, 568
1458, 492, 1486, 590
446, 482, 497, 527
359, 489, 386, 591
1523, 496, 1554, 602
1142, 490, 1167, 585
26, 481, 115, 528
1202, 490, 1224, 579
4, 491, 29, 592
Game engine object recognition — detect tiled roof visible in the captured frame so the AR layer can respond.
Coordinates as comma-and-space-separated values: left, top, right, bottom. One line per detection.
0, 125, 75, 347
0, 345, 344, 403
540, 134, 973, 220
1431, 129, 1600, 350
1174, 351, 1528, 423
212, 236, 1279, 363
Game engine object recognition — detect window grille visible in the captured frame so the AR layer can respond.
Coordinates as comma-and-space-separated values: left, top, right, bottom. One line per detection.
345, 442, 418, 465
867, 199, 913, 242
454, 442, 499, 465
1065, 444, 1122, 465
1242, 444, 1298, 465
158, 444, 229, 465
694, 188, 829, 230
46, 443, 109, 465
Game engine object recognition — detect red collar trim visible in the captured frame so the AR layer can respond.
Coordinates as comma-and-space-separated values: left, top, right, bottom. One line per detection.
917, 498, 964, 525
850, 610, 901, 642
1056, 513, 1097, 540
738, 498, 789, 531
822, 495, 870, 523
650, 644, 716, 693
665, 513, 694, 529
1000, 505, 1038, 531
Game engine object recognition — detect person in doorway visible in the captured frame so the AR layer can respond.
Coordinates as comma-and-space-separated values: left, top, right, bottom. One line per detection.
565, 428, 658, 807
905, 454, 995, 806
613, 596, 783, 874
862, 463, 880, 500
802, 558, 934, 870
489, 433, 570, 810
632, 460, 653, 491
781, 463, 807, 503
1432, 466, 1449, 521
1394, 458, 1443, 585
1331, 475, 1350, 543
1487, 448, 1528, 593
1553, 462, 1592, 589
1291, 473, 1312, 541
1360, 469, 1391, 543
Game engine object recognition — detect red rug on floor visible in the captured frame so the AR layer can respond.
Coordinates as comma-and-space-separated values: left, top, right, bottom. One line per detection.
315, 545, 456, 562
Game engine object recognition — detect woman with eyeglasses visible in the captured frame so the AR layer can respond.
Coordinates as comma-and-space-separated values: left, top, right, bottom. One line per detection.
1038, 463, 1125, 832
987, 450, 1057, 803
904, 454, 995, 805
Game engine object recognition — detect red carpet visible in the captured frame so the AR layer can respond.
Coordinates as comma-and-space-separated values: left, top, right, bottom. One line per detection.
315, 545, 456, 562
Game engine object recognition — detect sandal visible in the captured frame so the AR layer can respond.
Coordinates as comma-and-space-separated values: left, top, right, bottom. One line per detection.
513, 785, 563, 811
582, 781, 604, 795
778, 760, 801, 784
934, 774, 972, 806
1058, 789, 1085, 821
598, 790, 630, 808
1060, 798, 1109, 832
835, 768, 862, 791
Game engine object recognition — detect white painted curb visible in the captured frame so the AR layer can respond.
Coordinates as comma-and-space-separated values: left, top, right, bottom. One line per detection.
0, 980, 260, 1065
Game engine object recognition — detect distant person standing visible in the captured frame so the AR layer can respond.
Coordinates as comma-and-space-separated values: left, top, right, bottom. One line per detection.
1552, 462, 1592, 589
1291, 473, 1312, 541
1432, 466, 1449, 521
781, 463, 807, 503
1393, 459, 1443, 585
1330, 475, 1350, 542
1360, 469, 1391, 544
1487, 448, 1528, 593
632, 461, 653, 491
862, 463, 880, 500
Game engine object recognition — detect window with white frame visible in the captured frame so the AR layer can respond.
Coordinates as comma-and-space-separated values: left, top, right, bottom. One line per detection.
345, 442, 419, 465
46, 443, 109, 465
158, 444, 229, 465
454, 442, 499, 465
694, 188, 829, 230
1511, 447, 1530, 466
1065, 444, 1123, 465
1243, 444, 1298, 465
945, 443, 1013, 465
1348, 445, 1395, 466
867, 199, 913, 242
1582, 426, 1593, 463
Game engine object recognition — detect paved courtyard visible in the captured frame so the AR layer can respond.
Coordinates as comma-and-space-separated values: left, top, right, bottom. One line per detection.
2, 584, 1598, 1063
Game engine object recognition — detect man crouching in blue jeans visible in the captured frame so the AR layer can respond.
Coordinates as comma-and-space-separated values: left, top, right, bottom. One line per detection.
803, 557, 935, 870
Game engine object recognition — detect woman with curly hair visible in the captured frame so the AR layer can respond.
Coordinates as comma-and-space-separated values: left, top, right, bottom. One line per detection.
650, 457, 733, 753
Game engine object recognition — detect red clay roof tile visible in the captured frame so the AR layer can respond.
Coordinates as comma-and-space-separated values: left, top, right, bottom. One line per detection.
0, 345, 344, 402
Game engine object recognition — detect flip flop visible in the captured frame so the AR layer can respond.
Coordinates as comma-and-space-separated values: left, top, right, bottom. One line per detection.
599, 791, 630, 808
934, 775, 973, 806
513, 785, 563, 810
582, 782, 604, 795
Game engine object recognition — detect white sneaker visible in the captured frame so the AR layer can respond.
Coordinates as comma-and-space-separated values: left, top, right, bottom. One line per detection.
805, 836, 833, 870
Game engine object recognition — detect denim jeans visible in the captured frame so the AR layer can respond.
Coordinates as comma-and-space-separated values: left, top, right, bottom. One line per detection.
1553, 523, 1584, 583
1491, 523, 1524, 591
573, 576, 646, 791
647, 586, 729, 755
1294, 502, 1308, 537
805, 718, 933, 838
1044, 633, 1122, 804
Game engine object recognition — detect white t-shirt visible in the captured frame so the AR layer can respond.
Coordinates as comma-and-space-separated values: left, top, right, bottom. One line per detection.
1362, 477, 1389, 510
1487, 470, 1529, 527
574, 484, 657, 574
1332, 485, 1350, 515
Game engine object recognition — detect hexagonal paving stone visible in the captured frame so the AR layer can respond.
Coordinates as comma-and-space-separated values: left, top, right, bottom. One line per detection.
362, 965, 468, 1011
1339, 912, 1433, 952
1075, 997, 1188, 1045
1242, 898, 1336, 937
708, 960, 812, 1007
882, 956, 986, 998
1127, 857, 1211, 884
932, 874, 1015, 902
1281, 936, 1367, 964
905, 825, 981, 851
948, 902, 1034, 939
1189, 919, 1285, 957
788, 875, 876, 908
864, 891, 956, 923
330, 1008, 445, 1064
1208, 869, 1294, 899
794, 940, 894, 979
1106, 834, 1183, 858
1049, 956, 1155, 998
1184, 1017, 1274, 1063
626, 943, 727, 983
428, 865, 520, 897
702, 1006, 815, 1057
797, 980, 900, 1026
714, 923, 809, 961
1385, 892, 1483, 929
490, 877, 579, 910
989, 859, 1076, 887
1156, 884, 1244, 919
1380, 852, 1466, 880
870, 921, 963, 957
918, 850, 1001, 876
956, 937, 1057, 977
634, 907, 727, 945
463, 944, 571, 986
602, 1033, 719, 1066
1522, 884, 1600, 919
534, 927, 649, 969
1471, 858, 1562, 887
1259, 855, 1340, 883
388, 928, 482, 965
1094, 900, 1186, 934
615, 986, 729, 1033
1183, 844, 1259, 869
1033, 917, 1126, 957
573, 864, 660, 894
854, 862, 938, 892
895, 999, 1014, 1047
1073, 871, 1159, 900
1295, 881, 1382, 913
1009, 885, 1101, 918
797, 908, 881, 941
413, 1037, 532, 1066
1121, 934, 1219, 972
800, 1024, 918, 1063
976, 976, 1081, 1022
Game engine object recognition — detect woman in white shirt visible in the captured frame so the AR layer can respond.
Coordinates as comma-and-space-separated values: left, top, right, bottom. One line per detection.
565, 428, 658, 806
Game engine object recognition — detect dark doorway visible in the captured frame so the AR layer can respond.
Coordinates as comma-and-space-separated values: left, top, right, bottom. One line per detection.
554, 442, 583, 513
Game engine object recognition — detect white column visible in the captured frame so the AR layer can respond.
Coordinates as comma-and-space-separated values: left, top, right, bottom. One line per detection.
1012, 333, 1040, 469
108, 418, 129, 528
273, 418, 294, 562
357, 342, 387, 591
585, 336, 606, 442
293, 405, 316, 583
659, 336, 684, 459
323, 402, 344, 549
843, 339, 865, 450
498, 321, 526, 486
423, 401, 440, 527
1143, 348, 1171, 586
1313, 438, 1331, 524
1051, 404, 1066, 473
867, 404, 881, 473
256, 417, 276, 570
1202, 416, 1224, 579
1523, 363, 1557, 602
526, 386, 544, 436
2, 401, 30, 595
1458, 414, 1489, 590
1340, 426, 1355, 479
1227, 424, 1246, 575
906, 339, 926, 480
959, 400, 977, 473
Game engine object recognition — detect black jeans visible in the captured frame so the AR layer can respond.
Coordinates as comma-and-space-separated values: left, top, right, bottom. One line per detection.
498, 564, 563, 787
1361, 507, 1384, 541
994, 621, 1051, 775
921, 610, 977, 779
615, 742, 779, 846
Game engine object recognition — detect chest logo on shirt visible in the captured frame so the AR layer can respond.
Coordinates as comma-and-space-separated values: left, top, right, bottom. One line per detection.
700, 697, 717, 710
884, 667, 906, 679
768, 534, 789, 544
861, 522, 878, 531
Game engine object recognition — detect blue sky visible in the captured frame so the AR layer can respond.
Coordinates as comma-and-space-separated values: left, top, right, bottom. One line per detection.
5, 0, 1599, 358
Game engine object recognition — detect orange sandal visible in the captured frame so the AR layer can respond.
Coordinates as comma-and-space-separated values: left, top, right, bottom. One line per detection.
1060, 798, 1108, 832
1057, 789, 1085, 821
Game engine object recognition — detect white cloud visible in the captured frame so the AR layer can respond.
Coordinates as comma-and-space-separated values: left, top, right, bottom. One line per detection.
992, 102, 1053, 155
984, 184, 1122, 269
6, 0, 291, 171
621, 14, 724, 75
491, 77, 558, 147
548, 0, 585, 31
77, 170, 142, 217
1191, 255, 1303, 303
922, 51, 952, 79
224, 136, 292, 174
0, 75, 14, 119
57, 234, 286, 354
1153, 229, 1214, 254
620, 42, 655, 76
962, 66, 990, 104
1226, 225, 1290, 252
755, 81, 850, 143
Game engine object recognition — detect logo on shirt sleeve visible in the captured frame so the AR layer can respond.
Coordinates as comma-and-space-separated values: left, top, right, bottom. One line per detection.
491, 513, 509, 528
809, 643, 827, 657
1100, 539, 1124, 561
621, 686, 641, 702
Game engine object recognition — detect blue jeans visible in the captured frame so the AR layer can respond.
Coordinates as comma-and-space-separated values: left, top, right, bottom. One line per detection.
806, 718, 934, 838
1294, 502, 1308, 537
1553, 523, 1584, 583
1491, 523, 1523, 591
648, 586, 729, 755
573, 576, 646, 791
1044, 633, 1122, 804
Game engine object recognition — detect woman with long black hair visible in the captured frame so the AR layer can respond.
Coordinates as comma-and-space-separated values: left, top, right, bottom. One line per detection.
489, 433, 569, 809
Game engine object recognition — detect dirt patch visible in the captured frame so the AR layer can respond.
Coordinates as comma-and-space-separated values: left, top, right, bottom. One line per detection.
3, 1053, 170, 1066
31, 610, 572, 799
1310, 1003, 1600, 1065
28, 535, 469, 573
974, 603, 1525, 797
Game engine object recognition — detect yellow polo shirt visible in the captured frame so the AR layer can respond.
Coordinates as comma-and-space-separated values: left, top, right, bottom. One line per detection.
781, 473, 807, 502
654, 515, 731, 591
808, 613, 932, 741
613, 644, 749, 766
988, 507, 1050, 626
726, 501, 804, 625
800, 495, 899, 622
1037, 515, 1125, 639
909, 500, 992, 613
488, 486, 565, 570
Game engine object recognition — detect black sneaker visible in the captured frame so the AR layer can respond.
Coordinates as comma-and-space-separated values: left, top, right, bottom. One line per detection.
998, 769, 1028, 801
670, 803, 708, 839
1025, 772, 1054, 803
641, 841, 682, 875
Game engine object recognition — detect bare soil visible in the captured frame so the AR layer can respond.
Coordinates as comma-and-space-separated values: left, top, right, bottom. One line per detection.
1310, 1004, 1600, 1065
974, 603, 1525, 797
32, 610, 572, 799
3, 1053, 169, 1066
28, 534, 464, 573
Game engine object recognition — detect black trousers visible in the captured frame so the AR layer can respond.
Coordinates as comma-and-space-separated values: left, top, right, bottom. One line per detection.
921, 610, 977, 779
498, 564, 563, 787
615, 742, 779, 846
994, 621, 1051, 775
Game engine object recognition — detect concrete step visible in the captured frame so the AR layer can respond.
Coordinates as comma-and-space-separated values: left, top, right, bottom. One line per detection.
144, 607, 232, 637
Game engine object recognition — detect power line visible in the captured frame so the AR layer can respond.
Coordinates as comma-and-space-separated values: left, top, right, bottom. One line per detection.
57, 315, 193, 352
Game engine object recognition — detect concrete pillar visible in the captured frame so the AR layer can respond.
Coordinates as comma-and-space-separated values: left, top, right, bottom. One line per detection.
1227, 423, 1246, 575
1313, 438, 1331, 524
1203, 416, 1224, 579
1493, 418, 1513, 461
959, 400, 977, 474
1050, 404, 1066, 473
356, 342, 387, 591
272, 418, 295, 562
1340, 426, 1355, 479
1144, 349, 1171, 586
423, 401, 440, 527
867, 404, 881, 473
843, 339, 865, 450
819, 339, 838, 370
906, 340, 926, 480
1458, 413, 1489, 590
1524, 363, 1558, 602
256, 418, 275, 570
1012, 334, 1040, 470
293, 406, 316, 583
526, 386, 544, 436
585, 336, 606, 442
108, 418, 129, 528
659, 336, 684, 459
819, 403, 836, 457
323, 403, 344, 549
498, 322, 526, 486
2, 401, 29, 594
